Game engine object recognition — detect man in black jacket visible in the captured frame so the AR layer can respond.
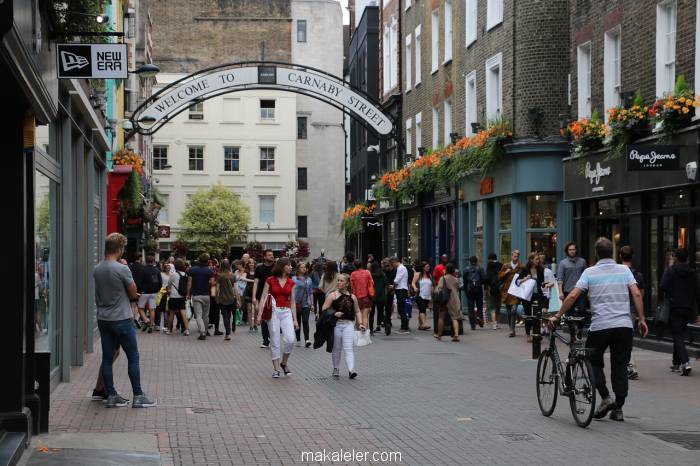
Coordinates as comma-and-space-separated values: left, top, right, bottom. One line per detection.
661, 248, 700, 376
484, 253, 503, 330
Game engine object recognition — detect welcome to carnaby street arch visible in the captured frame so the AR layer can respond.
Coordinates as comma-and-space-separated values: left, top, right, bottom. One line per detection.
130, 61, 397, 139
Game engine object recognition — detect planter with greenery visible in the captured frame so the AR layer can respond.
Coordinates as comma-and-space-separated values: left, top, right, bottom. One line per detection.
651, 75, 700, 142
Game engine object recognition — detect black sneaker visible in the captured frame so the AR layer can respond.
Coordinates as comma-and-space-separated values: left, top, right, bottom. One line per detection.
91, 389, 107, 401
594, 397, 615, 419
198, 335, 206, 341
670, 364, 680, 372
280, 363, 291, 375
214, 331, 224, 336
105, 394, 129, 408
260, 343, 269, 348
627, 364, 639, 380
132, 394, 157, 408
349, 371, 357, 379
609, 409, 624, 421
147, 326, 153, 334
680, 363, 692, 376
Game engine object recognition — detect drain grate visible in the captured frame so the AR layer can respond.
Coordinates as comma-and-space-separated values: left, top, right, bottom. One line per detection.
186, 407, 219, 414
417, 352, 458, 355
305, 377, 330, 382
500, 433, 542, 442
379, 337, 419, 341
643, 432, 700, 450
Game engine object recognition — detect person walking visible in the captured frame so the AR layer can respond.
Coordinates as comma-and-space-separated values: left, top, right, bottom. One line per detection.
498, 250, 522, 337
661, 248, 700, 376
166, 259, 190, 336
319, 260, 339, 306
188, 254, 215, 340
370, 261, 387, 334
434, 263, 462, 341
253, 249, 275, 348
619, 246, 644, 379
293, 262, 313, 348
463, 256, 486, 331
557, 242, 587, 312
549, 237, 648, 422
350, 260, 374, 331
383, 258, 397, 335
136, 253, 162, 333
412, 261, 433, 331
256, 258, 299, 378
432, 254, 449, 282
208, 258, 223, 336
342, 252, 357, 274
216, 259, 239, 341
245, 258, 257, 331
323, 273, 362, 378
154, 262, 172, 332
311, 261, 325, 320
128, 253, 145, 328
234, 260, 249, 328
516, 253, 549, 343
94, 233, 156, 408
485, 253, 503, 330
391, 257, 410, 334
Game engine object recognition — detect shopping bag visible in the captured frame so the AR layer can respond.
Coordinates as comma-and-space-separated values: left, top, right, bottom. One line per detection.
506, 274, 536, 301
235, 308, 241, 324
354, 330, 372, 347
548, 285, 562, 314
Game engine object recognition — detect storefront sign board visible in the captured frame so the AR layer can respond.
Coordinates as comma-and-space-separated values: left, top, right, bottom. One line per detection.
626, 144, 681, 171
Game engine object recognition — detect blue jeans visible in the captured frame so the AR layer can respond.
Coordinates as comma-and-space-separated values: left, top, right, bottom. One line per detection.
98, 318, 143, 397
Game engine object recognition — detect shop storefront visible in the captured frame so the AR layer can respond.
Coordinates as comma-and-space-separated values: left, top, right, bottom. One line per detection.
422, 187, 457, 265
564, 129, 700, 325
460, 142, 572, 270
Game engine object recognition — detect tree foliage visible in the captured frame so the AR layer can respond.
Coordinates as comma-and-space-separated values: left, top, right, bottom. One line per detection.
179, 184, 250, 253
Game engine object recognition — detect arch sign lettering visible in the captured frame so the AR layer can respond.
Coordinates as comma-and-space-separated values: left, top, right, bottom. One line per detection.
131, 62, 395, 137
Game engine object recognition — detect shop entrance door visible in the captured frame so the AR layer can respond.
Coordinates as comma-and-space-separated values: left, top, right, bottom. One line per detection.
595, 219, 621, 261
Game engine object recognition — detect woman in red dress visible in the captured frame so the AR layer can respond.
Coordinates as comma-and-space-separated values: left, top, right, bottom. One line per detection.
350, 260, 374, 331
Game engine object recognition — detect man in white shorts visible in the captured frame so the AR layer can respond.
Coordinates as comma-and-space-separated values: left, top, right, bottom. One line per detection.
137, 253, 163, 333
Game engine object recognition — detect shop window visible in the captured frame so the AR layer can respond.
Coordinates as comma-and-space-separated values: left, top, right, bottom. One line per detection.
596, 198, 620, 216
500, 197, 511, 230
407, 214, 421, 263
661, 189, 691, 209
388, 219, 399, 258
528, 195, 557, 229
499, 233, 512, 264
528, 232, 557, 265
475, 237, 484, 264
475, 201, 484, 233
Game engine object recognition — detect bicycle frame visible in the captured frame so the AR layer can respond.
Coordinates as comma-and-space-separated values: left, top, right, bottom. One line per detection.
545, 321, 583, 396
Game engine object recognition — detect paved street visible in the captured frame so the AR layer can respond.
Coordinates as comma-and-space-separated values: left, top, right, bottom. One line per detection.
23, 313, 700, 466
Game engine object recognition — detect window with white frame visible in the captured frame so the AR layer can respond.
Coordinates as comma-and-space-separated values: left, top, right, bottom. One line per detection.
405, 118, 413, 158
486, 0, 503, 30
259, 147, 275, 171
157, 194, 169, 224
260, 100, 275, 120
188, 101, 203, 120
390, 19, 398, 89
415, 112, 422, 153
259, 196, 275, 224
485, 53, 502, 121
297, 20, 307, 42
405, 0, 411, 10
432, 106, 439, 147
465, 0, 477, 46
604, 27, 621, 117
444, 99, 453, 144
405, 34, 412, 91
188, 146, 204, 171
577, 42, 592, 118
431, 9, 439, 72
656, 1, 677, 96
383, 26, 391, 94
223, 146, 240, 172
415, 25, 422, 85
444, 1, 453, 62
465, 71, 477, 134
153, 145, 168, 170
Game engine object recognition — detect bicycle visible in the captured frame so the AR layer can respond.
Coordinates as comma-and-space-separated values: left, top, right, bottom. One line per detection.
535, 314, 597, 428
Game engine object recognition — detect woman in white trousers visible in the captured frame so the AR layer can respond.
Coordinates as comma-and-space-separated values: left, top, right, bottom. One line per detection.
323, 274, 362, 379
257, 258, 299, 378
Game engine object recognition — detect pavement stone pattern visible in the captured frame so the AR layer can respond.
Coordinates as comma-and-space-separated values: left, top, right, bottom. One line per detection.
44, 313, 700, 465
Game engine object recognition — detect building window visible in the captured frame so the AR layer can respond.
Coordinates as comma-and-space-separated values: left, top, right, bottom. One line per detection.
527, 195, 558, 264
500, 196, 511, 229
260, 100, 275, 120
188, 101, 204, 120
485, 53, 502, 121
259, 196, 274, 224
414, 25, 422, 85
405, 34, 412, 91
405, 118, 413, 159
656, 1, 677, 96
499, 196, 512, 264
431, 9, 439, 72
604, 27, 621, 118
298, 215, 308, 238
297, 116, 308, 139
432, 106, 439, 148
576, 42, 592, 118
153, 145, 168, 170
259, 147, 275, 171
415, 112, 422, 153
188, 146, 204, 171
444, 0, 453, 62
390, 20, 398, 89
224, 146, 240, 172
383, 27, 391, 94
443, 99, 452, 145
297, 167, 307, 190
465, 0, 477, 46
487, 0, 503, 31
465, 71, 477, 134
696, 1, 700, 95
297, 20, 307, 42
157, 194, 169, 224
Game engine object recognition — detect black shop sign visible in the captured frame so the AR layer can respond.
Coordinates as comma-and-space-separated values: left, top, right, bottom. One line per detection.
626, 144, 681, 170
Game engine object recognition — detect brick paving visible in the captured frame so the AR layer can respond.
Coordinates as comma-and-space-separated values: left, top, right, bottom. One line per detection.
42, 313, 700, 465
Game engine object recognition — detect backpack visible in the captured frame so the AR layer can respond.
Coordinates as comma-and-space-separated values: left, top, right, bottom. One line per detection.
465, 267, 483, 297
176, 271, 189, 297
141, 265, 162, 294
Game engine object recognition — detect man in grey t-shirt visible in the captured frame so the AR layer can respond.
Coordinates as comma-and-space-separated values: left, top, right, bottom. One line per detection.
557, 242, 587, 311
94, 233, 156, 409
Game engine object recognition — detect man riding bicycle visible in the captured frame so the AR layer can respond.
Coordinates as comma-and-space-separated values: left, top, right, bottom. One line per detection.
548, 237, 648, 422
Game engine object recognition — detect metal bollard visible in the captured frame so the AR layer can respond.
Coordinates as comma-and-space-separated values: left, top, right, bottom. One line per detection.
531, 300, 542, 359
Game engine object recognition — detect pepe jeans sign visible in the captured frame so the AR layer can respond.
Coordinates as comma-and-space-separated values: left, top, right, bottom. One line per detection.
57, 44, 127, 79
584, 161, 611, 192
626, 144, 681, 170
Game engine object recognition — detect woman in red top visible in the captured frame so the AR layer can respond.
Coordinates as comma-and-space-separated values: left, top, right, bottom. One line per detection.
350, 260, 374, 331
257, 258, 299, 378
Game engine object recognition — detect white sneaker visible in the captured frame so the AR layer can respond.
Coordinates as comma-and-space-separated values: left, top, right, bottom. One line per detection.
332, 368, 340, 377
680, 363, 692, 376
492, 322, 498, 330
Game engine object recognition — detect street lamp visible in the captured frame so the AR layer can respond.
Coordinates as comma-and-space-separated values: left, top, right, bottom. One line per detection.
95, 14, 109, 24
471, 122, 481, 134
134, 64, 160, 79
449, 132, 460, 145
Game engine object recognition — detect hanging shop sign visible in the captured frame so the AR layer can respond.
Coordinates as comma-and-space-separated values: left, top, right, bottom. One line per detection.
57, 44, 128, 79
158, 225, 171, 238
626, 144, 681, 171
479, 177, 494, 195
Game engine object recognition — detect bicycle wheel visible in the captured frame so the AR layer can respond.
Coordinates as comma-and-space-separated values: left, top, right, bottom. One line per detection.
568, 358, 596, 428
536, 350, 558, 416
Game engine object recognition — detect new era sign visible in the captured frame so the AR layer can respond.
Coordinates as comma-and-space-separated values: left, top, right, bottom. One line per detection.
57, 44, 128, 79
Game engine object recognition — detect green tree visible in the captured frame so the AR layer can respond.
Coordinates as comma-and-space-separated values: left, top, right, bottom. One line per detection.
179, 184, 250, 253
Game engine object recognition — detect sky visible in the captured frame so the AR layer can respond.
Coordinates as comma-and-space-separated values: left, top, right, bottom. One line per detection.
340, 0, 350, 25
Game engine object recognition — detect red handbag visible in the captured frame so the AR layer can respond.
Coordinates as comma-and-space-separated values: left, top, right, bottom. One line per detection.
261, 294, 273, 321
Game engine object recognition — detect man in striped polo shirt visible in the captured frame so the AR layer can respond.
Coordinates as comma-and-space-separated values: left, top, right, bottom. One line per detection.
549, 237, 648, 422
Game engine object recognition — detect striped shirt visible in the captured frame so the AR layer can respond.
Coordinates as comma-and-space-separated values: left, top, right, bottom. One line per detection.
574, 258, 636, 332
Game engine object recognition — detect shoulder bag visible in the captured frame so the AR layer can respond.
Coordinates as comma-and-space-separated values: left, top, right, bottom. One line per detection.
261, 293, 274, 321
655, 299, 670, 324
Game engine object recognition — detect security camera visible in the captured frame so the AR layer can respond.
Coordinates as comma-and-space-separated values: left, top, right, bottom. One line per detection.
122, 120, 134, 131
686, 161, 697, 182
154, 178, 160, 184
367, 144, 380, 153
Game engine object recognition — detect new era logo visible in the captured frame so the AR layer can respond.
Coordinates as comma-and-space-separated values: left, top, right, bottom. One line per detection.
60, 51, 89, 71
